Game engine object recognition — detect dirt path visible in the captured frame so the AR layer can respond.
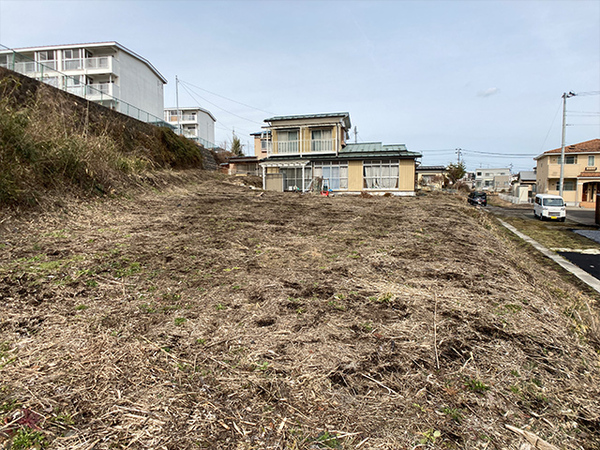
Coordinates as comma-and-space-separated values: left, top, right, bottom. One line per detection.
1, 173, 599, 449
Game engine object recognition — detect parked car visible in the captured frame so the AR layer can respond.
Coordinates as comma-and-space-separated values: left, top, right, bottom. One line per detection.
533, 194, 566, 221
468, 191, 487, 206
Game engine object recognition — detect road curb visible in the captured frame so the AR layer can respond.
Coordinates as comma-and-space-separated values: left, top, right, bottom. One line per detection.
498, 219, 600, 295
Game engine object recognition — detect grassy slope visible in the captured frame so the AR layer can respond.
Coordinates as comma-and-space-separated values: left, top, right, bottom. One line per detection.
0, 71, 204, 206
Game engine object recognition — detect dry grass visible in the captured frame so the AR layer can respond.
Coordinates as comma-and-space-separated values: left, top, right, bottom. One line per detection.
0, 71, 204, 206
1, 175, 600, 449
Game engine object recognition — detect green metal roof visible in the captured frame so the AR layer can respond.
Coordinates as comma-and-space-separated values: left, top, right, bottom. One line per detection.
264, 112, 351, 128
341, 142, 421, 158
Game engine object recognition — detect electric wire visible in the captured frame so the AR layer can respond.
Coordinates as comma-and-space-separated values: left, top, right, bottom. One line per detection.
179, 79, 277, 116
179, 82, 264, 127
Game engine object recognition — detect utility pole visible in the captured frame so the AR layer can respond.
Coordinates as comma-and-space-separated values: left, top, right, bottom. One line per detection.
175, 75, 181, 136
455, 148, 462, 164
559, 91, 576, 197
354, 126, 358, 143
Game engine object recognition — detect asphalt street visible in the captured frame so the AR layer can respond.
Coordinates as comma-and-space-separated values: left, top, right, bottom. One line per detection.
557, 251, 600, 279
483, 202, 600, 284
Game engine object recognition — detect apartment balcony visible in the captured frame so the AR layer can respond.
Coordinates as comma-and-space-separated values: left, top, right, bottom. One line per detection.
183, 130, 198, 139
168, 114, 199, 124
62, 56, 118, 75
267, 138, 336, 156
65, 83, 118, 100
7, 60, 58, 75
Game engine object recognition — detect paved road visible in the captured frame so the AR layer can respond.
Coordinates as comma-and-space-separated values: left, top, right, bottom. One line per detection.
557, 252, 600, 279
566, 207, 597, 227
481, 202, 600, 285
485, 204, 598, 227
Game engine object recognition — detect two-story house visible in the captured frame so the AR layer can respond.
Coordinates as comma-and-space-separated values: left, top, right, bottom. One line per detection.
164, 106, 216, 148
474, 168, 511, 191
535, 139, 600, 208
257, 112, 421, 195
0, 42, 167, 122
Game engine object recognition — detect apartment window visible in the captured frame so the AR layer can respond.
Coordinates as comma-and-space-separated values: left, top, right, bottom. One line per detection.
37, 51, 55, 61
556, 180, 576, 191
363, 160, 399, 189
277, 130, 299, 153
476, 171, 482, 176
311, 129, 332, 152
557, 155, 577, 164
63, 49, 80, 60
589, 156, 595, 166
63, 50, 84, 70
314, 161, 348, 190
66, 75, 82, 86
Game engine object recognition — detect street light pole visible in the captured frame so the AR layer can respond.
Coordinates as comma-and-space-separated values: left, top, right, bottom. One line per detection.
559, 91, 576, 197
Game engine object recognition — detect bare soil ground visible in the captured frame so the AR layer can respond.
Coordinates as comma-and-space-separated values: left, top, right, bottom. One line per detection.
1, 172, 599, 449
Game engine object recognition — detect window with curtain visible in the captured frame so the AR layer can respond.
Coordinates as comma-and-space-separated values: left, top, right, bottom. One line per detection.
277, 130, 299, 153
363, 160, 399, 189
311, 129, 333, 152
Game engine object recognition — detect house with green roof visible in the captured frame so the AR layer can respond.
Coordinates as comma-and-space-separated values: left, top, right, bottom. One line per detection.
255, 112, 421, 195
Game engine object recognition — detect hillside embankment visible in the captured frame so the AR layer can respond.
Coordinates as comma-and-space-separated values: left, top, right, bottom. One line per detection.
0, 67, 215, 207
1, 177, 599, 449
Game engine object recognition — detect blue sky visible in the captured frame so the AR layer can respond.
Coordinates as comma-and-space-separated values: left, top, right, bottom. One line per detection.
1, 0, 599, 172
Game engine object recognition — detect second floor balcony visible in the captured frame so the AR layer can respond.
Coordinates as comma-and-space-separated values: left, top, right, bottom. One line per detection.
267, 138, 337, 156
63, 56, 117, 74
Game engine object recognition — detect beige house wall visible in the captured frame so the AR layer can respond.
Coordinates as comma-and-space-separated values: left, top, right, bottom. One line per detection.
537, 153, 599, 206
398, 160, 416, 191
348, 160, 363, 191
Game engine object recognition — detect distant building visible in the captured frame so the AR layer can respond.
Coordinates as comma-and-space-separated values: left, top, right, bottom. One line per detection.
416, 165, 447, 189
164, 107, 216, 148
256, 112, 421, 195
534, 139, 600, 208
474, 168, 511, 191
0, 42, 167, 122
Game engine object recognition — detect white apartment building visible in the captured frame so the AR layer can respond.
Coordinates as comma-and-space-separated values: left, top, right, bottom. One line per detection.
0, 42, 167, 122
474, 168, 512, 191
164, 107, 216, 148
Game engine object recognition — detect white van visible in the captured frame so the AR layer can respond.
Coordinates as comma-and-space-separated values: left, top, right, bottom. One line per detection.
533, 194, 566, 221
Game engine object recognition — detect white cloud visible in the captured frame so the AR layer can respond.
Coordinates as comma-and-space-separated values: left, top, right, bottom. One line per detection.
477, 87, 500, 98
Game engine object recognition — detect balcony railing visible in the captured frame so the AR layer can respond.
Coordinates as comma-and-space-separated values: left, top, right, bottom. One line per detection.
9, 60, 58, 74
268, 138, 337, 156
65, 83, 116, 99
277, 140, 299, 154
311, 139, 333, 152
63, 56, 113, 72
168, 114, 198, 122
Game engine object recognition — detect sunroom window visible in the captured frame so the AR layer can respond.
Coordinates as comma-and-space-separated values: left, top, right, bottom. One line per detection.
364, 160, 399, 189
313, 162, 348, 190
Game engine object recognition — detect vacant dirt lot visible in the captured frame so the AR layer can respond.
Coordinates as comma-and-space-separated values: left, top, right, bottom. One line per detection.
1, 172, 599, 449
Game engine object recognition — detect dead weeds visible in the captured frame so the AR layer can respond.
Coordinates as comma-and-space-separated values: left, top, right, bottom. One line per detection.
1, 173, 599, 449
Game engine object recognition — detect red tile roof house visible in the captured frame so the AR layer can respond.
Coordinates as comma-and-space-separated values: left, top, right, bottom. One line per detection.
534, 139, 600, 208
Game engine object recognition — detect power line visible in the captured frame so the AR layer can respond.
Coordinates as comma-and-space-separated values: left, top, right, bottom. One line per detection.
178, 79, 277, 116
178, 82, 263, 128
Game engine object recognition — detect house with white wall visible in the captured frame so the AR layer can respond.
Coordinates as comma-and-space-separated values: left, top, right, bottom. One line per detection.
0, 42, 167, 122
474, 168, 511, 191
164, 107, 216, 148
